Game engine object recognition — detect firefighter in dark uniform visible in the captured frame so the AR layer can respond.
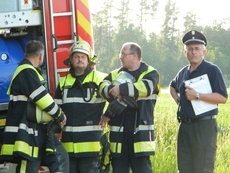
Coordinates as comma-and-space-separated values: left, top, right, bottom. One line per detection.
0, 40, 68, 173
55, 40, 106, 173
170, 30, 228, 173
99, 42, 160, 173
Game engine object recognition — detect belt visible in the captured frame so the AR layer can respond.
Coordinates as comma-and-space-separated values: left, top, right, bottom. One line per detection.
180, 115, 216, 123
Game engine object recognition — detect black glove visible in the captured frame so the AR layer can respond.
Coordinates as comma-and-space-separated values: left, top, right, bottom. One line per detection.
103, 99, 127, 118
103, 97, 137, 118
122, 96, 137, 109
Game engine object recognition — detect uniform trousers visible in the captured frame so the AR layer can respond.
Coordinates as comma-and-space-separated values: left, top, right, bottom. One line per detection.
112, 155, 152, 173
16, 125, 69, 173
177, 119, 217, 173
69, 157, 99, 173
111, 130, 153, 173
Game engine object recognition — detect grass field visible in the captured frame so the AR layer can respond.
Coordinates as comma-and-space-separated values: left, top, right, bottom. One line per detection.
152, 89, 230, 173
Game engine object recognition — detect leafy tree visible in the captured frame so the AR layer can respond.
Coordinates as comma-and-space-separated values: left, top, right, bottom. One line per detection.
116, 0, 130, 30
159, 0, 181, 86
91, 0, 230, 87
92, 0, 115, 73
183, 12, 202, 32
138, 0, 159, 34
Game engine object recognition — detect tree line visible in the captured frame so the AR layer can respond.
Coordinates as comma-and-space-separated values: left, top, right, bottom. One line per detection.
91, 0, 230, 87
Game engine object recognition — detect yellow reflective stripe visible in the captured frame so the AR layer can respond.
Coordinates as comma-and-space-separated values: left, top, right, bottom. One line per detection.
7, 64, 44, 95
59, 74, 76, 91
110, 142, 122, 154
14, 141, 38, 158
46, 148, 56, 152
0, 144, 13, 155
134, 141, 155, 153
82, 71, 106, 85
20, 160, 27, 173
137, 66, 160, 95
142, 79, 154, 93
35, 107, 53, 123
137, 65, 155, 80
57, 110, 62, 118
1, 141, 38, 158
99, 80, 111, 98
111, 69, 119, 81
63, 141, 101, 153
34, 147, 39, 158
134, 81, 147, 97
35, 93, 53, 110
0, 118, 6, 126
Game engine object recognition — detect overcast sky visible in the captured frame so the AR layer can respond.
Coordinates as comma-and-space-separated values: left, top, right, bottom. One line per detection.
89, 0, 230, 34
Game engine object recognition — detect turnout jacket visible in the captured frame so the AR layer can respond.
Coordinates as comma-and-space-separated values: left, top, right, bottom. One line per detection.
100, 62, 160, 157
55, 68, 106, 157
0, 59, 64, 162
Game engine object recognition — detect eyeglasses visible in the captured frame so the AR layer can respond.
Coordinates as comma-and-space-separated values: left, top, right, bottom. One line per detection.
119, 52, 134, 57
186, 47, 204, 52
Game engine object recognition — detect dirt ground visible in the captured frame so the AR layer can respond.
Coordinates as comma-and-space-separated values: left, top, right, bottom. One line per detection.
0, 163, 49, 173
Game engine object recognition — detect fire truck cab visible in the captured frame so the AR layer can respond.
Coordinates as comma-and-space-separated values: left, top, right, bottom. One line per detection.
0, 0, 94, 169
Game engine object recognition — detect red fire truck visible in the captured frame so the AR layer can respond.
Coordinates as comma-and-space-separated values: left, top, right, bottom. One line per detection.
0, 0, 94, 171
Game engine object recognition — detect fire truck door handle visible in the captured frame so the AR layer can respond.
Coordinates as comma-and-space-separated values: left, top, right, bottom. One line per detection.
52, 34, 58, 52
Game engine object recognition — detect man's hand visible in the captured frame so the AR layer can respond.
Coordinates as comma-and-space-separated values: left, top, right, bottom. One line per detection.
59, 113, 67, 128
109, 85, 121, 99
185, 85, 197, 101
99, 116, 110, 128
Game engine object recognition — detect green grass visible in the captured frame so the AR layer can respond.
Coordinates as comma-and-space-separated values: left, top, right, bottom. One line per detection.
152, 89, 230, 173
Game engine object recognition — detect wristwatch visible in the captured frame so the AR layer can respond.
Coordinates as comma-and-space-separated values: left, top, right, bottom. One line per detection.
195, 92, 200, 100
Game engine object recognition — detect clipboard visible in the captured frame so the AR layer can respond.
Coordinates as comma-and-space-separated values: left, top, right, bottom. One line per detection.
184, 74, 217, 116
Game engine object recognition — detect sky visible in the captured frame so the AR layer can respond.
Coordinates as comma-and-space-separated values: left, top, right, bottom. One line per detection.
88, 0, 230, 34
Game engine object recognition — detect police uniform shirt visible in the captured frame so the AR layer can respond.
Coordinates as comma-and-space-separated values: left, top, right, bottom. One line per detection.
170, 60, 228, 119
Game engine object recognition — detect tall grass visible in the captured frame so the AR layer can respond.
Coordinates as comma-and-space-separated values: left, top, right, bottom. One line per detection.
153, 90, 230, 173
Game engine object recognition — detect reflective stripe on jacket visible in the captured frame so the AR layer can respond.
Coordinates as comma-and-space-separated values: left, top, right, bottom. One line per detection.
1, 60, 63, 161
100, 62, 160, 157
55, 70, 106, 157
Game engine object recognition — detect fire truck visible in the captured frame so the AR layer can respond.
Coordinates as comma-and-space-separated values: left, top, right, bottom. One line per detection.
0, 0, 94, 171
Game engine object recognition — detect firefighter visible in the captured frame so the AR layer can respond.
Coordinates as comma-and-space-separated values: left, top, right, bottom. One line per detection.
55, 40, 106, 173
0, 40, 67, 173
99, 42, 160, 173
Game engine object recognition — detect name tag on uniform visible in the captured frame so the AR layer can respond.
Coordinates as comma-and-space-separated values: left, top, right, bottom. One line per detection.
185, 74, 217, 116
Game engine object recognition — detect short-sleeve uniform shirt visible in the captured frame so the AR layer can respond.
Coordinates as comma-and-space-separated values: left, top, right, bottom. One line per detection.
170, 60, 228, 119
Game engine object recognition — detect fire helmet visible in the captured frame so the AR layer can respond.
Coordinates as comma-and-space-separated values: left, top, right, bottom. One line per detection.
64, 40, 96, 66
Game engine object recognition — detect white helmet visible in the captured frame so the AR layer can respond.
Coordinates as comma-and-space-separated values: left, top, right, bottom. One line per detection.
64, 40, 96, 66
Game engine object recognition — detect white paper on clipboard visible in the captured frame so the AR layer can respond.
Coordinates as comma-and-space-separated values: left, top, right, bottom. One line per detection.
184, 74, 217, 116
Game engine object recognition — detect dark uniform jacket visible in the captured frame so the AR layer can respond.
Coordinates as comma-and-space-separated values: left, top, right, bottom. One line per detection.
100, 62, 160, 157
170, 60, 228, 119
0, 59, 64, 162
55, 67, 106, 158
